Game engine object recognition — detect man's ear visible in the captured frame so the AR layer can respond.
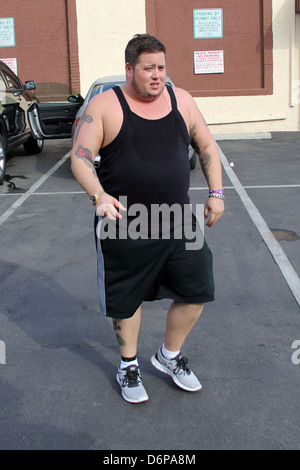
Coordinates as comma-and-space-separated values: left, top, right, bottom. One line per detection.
125, 62, 133, 77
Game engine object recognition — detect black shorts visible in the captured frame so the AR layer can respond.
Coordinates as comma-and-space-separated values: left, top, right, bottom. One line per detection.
96, 218, 214, 319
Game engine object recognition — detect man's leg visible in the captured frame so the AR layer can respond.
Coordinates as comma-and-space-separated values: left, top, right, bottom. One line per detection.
113, 305, 142, 358
114, 306, 149, 403
151, 301, 204, 392
164, 301, 204, 352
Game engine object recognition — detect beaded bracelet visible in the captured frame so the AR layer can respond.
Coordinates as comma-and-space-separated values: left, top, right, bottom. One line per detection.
208, 193, 225, 200
209, 189, 224, 195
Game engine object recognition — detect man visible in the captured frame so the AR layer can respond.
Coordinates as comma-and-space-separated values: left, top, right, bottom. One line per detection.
71, 34, 224, 404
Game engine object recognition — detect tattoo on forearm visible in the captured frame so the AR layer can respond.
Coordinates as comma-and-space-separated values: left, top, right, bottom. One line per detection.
199, 151, 212, 178
113, 319, 126, 347
190, 124, 212, 177
74, 111, 93, 142
190, 117, 208, 156
75, 145, 96, 174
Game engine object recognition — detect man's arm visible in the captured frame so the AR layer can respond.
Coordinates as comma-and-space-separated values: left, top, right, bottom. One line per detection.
187, 93, 224, 227
71, 95, 125, 219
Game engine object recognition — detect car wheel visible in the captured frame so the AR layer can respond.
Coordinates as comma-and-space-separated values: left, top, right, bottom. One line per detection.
0, 133, 7, 183
190, 151, 197, 170
23, 135, 44, 154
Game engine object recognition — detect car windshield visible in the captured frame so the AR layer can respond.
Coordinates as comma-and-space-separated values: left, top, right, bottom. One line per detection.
90, 82, 124, 100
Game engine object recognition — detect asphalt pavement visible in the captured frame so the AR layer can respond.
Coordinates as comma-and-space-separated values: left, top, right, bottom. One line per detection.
0, 132, 299, 451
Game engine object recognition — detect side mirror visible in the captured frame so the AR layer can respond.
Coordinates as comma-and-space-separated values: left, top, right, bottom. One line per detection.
25, 80, 36, 91
68, 94, 84, 104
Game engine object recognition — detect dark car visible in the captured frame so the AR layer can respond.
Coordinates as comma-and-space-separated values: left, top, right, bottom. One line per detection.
0, 60, 44, 183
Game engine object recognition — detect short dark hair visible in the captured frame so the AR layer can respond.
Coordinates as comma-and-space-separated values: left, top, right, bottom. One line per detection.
125, 34, 166, 68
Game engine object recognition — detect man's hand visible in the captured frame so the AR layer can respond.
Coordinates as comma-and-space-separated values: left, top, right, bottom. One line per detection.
204, 197, 224, 227
96, 193, 127, 220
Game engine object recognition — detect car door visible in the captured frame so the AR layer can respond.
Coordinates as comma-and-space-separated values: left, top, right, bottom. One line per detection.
1, 65, 30, 135
28, 86, 83, 140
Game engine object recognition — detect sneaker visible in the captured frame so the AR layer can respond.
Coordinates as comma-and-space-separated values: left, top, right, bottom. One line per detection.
151, 348, 202, 392
116, 365, 149, 404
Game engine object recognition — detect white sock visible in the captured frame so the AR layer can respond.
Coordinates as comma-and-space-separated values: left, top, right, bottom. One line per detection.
120, 358, 139, 369
161, 343, 180, 360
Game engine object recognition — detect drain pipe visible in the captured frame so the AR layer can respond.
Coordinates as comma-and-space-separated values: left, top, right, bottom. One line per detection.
290, 0, 296, 106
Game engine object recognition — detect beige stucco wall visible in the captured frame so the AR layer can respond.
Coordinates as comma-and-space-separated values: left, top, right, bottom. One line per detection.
76, 0, 300, 133
76, 0, 146, 96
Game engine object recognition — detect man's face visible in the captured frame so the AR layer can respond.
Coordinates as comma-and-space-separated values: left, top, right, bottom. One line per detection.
126, 51, 166, 100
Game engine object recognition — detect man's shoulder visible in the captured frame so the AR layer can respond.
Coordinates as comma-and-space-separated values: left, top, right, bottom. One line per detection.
89, 87, 117, 106
86, 87, 120, 116
172, 86, 192, 100
172, 86, 196, 114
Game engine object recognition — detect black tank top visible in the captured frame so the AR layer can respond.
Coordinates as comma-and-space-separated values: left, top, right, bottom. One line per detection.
98, 85, 191, 212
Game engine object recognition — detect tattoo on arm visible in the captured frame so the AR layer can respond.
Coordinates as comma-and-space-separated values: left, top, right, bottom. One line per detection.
74, 111, 93, 142
199, 151, 212, 179
190, 124, 212, 178
190, 124, 201, 156
113, 319, 126, 347
75, 145, 96, 175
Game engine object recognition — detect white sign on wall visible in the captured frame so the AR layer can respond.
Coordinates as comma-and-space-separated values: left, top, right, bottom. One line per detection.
0, 18, 15, 47
0, 57, 17, 74
194, 50, 224, 75
193, 9, 223, 39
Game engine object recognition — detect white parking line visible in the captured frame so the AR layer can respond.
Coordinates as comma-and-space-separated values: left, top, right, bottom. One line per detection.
1, 184, 299, 197
217, 144, 300, 307
0, 191, 85, 196
189, 184, 300, 190
0, 151, 71, 227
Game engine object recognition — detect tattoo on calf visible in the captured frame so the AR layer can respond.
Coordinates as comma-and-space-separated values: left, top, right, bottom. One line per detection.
113, 319, 126, 347
116, 335, 126, 347
113, 319, 121, 331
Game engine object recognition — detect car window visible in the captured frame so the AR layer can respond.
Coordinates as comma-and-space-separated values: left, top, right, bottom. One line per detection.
2, 70, 20, 90
90, 82, 125, 100
90, 84, 103, 99
102, 84, 116, 92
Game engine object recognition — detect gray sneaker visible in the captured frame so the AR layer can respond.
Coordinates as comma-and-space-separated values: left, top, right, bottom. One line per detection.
116, 365, 149, 404
151, 348, 202, 392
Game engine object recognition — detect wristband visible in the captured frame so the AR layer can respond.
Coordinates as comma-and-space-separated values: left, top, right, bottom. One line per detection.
209, 189, 224, 195
208, 193, 225, 200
